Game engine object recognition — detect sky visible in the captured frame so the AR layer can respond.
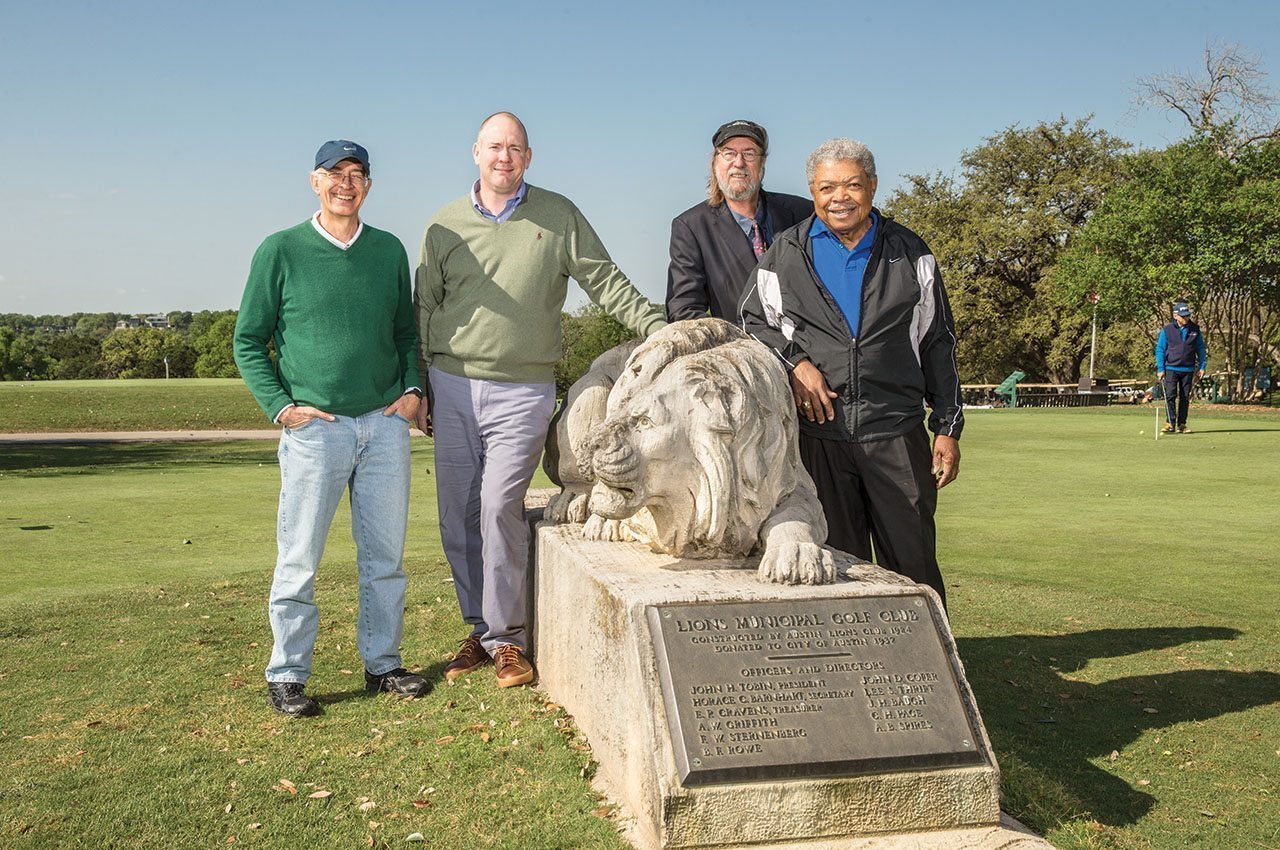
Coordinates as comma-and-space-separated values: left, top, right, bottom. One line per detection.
2, 0, 1277, 317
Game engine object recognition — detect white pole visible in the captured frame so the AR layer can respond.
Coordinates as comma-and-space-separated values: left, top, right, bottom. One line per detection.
1088, 298, 1098, 383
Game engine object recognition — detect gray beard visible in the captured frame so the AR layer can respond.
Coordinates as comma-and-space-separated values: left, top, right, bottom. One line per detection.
717, 172, 760, 203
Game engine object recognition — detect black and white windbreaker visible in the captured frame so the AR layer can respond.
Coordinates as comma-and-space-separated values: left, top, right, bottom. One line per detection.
738, 211, 964, 444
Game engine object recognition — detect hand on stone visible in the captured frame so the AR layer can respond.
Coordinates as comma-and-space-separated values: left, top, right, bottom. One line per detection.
758, 541, 836, 585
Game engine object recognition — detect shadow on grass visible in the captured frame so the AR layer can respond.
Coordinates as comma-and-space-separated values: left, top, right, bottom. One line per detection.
0, 441, 279, 474
959, 626, 1279, 831
313, 659, 454, 706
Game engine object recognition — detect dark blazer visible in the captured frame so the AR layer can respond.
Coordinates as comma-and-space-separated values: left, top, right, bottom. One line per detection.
665, 189, 813, 322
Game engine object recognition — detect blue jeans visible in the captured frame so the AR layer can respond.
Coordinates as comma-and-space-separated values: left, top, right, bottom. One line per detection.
265, 408, 412, 684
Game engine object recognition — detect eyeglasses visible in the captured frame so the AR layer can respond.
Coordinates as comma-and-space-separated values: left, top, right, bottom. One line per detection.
320, 169, 369, 187
717, 148, 763, 164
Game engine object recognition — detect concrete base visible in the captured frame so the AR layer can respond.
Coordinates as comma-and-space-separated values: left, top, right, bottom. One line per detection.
533, 523, 1046, 850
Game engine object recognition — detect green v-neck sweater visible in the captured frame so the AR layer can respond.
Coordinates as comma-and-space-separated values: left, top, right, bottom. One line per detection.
415, 185, 666, 383
234, 220, 420, 420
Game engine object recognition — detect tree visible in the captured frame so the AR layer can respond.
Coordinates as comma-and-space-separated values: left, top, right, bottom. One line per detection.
884, 117, 1128, 382
73, 313, 118, 340
192, 312, 240, 378
5, 331, 51, 380
1137, 42, 1280, 158
1054, 137, 1280, 396
99, 327, 196, 379
47, 333, 103, 379
555, 304, 637, 397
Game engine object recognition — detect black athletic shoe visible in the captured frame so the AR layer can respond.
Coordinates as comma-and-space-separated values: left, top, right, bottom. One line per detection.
267, 682, 320, 717
365, 667, 431, 698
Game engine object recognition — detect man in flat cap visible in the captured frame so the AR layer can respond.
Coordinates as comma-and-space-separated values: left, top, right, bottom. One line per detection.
666, 120, 812, 322
235, 140, 429, 717
1156, 301, 1208, 433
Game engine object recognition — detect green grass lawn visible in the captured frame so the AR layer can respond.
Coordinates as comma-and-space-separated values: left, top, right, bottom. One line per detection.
1, 407, 1278, 849
0, 379, 267, 431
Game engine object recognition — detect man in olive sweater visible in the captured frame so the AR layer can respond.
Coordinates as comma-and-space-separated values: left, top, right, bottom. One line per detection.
415, 113, 666, 688
235, 140, 429, 718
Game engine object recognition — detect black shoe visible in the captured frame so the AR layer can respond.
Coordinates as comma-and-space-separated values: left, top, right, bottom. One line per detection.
365, 667, 431, 698
267, 682, 320, 717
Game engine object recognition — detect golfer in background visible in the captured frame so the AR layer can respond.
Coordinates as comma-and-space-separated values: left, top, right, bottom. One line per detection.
1155, 301, 1207, 434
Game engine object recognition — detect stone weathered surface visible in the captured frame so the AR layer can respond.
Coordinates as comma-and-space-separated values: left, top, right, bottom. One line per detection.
543, 318, 836, 585
533, 524, 1042, 850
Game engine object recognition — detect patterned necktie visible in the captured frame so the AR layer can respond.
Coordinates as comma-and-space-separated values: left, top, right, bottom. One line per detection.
750, 221, 766, 259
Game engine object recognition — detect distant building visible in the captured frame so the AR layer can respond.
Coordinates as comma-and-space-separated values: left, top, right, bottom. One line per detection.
115, 314, 169, 330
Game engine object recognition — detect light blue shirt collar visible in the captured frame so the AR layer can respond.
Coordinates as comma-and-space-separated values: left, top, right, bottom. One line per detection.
471, 180, 527, 223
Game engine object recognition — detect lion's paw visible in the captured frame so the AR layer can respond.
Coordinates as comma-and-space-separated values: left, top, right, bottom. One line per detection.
582, 514, 626, 542
565, 493, 590, 524
757, 542, 837, 585
544, 491, 571, 524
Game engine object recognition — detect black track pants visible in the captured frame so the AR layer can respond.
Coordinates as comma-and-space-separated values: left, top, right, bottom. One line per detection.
799, 424, 945, 608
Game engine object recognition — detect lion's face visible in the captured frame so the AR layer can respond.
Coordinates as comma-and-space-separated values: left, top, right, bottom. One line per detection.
588, 366, 694, 525
586, 344, 787, 557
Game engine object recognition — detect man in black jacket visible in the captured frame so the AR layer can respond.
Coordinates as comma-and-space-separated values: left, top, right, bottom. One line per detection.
666, 120, 812, 321
740, 138, 963, 607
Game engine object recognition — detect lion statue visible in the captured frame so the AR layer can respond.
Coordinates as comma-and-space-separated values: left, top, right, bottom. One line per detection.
543, 318, 837, 585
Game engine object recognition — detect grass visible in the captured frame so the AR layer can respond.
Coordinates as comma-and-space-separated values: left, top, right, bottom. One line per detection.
0, 379, 267, 432
2, 407, 1278, 848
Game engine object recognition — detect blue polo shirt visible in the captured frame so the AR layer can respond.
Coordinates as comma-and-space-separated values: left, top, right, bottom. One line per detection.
809, 211, 877, 337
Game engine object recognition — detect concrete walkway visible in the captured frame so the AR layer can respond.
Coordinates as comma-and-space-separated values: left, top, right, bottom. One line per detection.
0, 428, 434, 444
0, 429, 283, 444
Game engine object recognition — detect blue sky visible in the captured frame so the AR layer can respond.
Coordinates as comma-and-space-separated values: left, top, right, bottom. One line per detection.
2, 0, 1277, 316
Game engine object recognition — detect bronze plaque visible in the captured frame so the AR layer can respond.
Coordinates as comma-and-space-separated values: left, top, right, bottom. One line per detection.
647, 593, 986, 785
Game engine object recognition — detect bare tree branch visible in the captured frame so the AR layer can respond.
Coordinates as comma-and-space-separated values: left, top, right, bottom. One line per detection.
1136, 42, 1280, 156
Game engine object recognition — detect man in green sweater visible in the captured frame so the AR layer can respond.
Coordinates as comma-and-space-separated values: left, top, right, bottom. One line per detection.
415, 112, 666, 687
235, 140, 429, 718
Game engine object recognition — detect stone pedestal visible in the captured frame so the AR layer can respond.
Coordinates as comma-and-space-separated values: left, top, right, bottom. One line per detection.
533, 523, 1052, 850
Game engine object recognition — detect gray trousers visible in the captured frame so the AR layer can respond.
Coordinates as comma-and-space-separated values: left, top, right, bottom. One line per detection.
429, 367, 556, 653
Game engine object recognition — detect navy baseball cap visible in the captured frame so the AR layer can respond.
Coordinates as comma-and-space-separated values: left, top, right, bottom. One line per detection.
1173, 302, 1192, 317
314, 140, 370, 171
712, 120, 768, 154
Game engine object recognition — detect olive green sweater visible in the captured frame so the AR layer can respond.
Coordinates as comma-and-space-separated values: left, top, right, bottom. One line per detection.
415, 185, 666, 383
234, 220, 420, 420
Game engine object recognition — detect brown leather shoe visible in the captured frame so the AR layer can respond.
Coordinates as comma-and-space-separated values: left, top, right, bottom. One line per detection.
444, 634, 490, 681
495, 644, 535, 688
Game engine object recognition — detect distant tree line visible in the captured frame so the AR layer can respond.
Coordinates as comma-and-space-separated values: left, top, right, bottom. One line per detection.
0, 310, 239, 381
0, 305, 635, 392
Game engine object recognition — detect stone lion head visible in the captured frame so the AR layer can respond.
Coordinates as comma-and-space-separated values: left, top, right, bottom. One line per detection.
586, 331, 802, 558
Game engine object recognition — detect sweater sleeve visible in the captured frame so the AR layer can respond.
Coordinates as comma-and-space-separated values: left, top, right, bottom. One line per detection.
233, 239, 293, 421
1195, 330, 1208, 370
1155, 328, 1167, 372
392, 240, 421, 391
565, 205, 667, 337
413, 223, 445, 382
